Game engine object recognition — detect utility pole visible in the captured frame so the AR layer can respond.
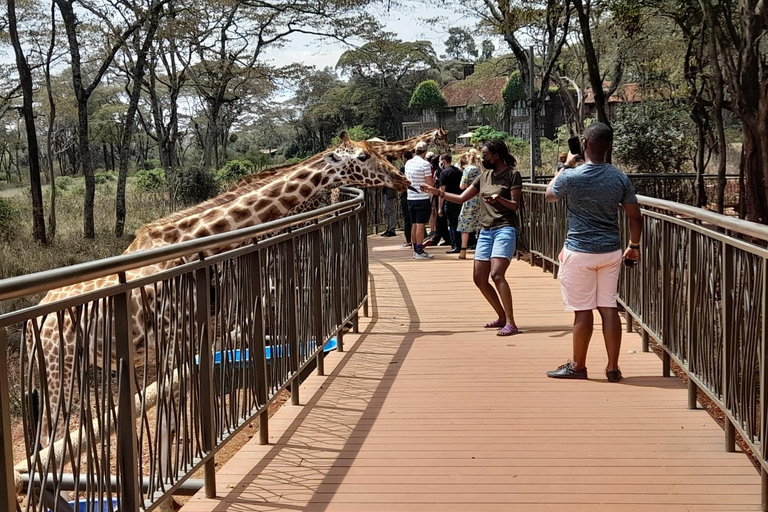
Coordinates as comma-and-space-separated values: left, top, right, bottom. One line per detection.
528, 46, 535, 183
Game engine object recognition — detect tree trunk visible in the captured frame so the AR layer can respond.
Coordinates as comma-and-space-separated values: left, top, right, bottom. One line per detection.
202, 103, 221, 169
116, 16, 160, 237
8, 0, 46, 243
45, 2, 57, 240
691, 105, 708, 208
742, 123, 768, 223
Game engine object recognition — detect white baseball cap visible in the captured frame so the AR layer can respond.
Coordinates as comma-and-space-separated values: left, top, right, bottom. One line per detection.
415, 141, 428, 152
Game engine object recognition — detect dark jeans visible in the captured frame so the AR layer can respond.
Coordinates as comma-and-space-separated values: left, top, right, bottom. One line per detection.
400, 193, 411, 244
444, 204, 461, 249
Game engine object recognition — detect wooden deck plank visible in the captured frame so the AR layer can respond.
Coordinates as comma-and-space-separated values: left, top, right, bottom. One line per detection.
182, 236, 762, 511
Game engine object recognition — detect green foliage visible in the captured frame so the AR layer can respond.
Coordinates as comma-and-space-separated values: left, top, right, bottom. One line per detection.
174, 167, 220, 205
408, 80, 447, 110
134, 168, 168, 193
481, 40, 495, 61
216, 160, 256, 185
613, 102, 695, 173
502, 72, 526, 109
331, 125, 376, 145
94, 171, 117, 185
56, 176, 75, 190
506, 136, 529, 155
0, 198, 19, 241
143, 158, 161, 171
444, 27, 478, 60
471, 125, 511, 144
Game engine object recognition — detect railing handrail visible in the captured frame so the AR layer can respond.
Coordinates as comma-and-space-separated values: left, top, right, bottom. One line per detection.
0, 186, 365, 302
526, 182, 768, 242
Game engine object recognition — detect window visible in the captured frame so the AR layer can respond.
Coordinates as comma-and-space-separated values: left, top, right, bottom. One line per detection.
456, 107, 467, 121
511, 101, 529, 118
422, 109, 436, 123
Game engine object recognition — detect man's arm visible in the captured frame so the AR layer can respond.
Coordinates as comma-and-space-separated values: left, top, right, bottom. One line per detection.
623, 202, 643, 262
546, 151, 578, 202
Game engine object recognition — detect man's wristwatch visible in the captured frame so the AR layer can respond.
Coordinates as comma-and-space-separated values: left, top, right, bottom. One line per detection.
628, 241, 640, 249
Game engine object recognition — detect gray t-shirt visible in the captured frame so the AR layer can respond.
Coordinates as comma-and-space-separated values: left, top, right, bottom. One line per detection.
551, 163, 637, 253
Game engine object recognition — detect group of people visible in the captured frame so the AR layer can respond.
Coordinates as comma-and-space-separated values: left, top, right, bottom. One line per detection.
379, 122, 643, 382
380, 142, 486, 261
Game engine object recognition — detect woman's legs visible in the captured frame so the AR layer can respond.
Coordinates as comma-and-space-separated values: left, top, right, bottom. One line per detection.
490, 257, 516, 327
473, 260, 506, 323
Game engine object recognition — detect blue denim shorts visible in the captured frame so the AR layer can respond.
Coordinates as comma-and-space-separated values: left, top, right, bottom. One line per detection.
475, 226, 517, 261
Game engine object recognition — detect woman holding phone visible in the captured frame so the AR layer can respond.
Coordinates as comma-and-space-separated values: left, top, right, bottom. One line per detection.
420, 139, 523, 336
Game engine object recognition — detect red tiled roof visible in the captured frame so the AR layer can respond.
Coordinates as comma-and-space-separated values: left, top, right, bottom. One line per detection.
584, 83, 644, 104
441, 77, 507, 108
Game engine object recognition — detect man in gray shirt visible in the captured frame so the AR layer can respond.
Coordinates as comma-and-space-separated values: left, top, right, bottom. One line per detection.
544, 122, 643, 383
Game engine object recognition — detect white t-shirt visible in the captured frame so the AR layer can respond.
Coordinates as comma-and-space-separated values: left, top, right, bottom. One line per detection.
404, 155, 432, 200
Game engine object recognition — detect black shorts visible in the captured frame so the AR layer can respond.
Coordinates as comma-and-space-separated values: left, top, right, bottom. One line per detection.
408, 199, 432, 224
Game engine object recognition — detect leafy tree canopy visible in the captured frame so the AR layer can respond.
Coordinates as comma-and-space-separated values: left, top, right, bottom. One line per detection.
471, 125, 511, 144
502, 71, 526, 108
409, 80, 447, 110
444, 27, 478, 61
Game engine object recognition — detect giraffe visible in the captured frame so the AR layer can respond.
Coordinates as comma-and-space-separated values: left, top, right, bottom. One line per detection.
27, 134, 410, 446
367, 128, 449, 158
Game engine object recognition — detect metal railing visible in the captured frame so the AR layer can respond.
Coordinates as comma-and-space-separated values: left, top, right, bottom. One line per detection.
523, 183, 768, 504
533, 173, 740, 208
0, 187, 370, 512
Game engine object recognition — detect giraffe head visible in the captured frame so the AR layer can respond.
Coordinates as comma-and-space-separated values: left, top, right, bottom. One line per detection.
322, 133, 410, 192
433, 128, 449, 148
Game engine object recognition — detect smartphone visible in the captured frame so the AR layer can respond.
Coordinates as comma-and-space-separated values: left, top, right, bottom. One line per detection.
623, 257, 636, 268
567, 136, 582, 157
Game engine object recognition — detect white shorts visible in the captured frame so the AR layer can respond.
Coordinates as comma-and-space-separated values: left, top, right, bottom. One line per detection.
558, 248, 623, 311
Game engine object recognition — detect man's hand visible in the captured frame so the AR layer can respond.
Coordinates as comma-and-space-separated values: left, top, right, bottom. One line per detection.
437, 209, 443, 217
565, 151, 579, 168
420, 184, 438, 195
623, 246, 640, 263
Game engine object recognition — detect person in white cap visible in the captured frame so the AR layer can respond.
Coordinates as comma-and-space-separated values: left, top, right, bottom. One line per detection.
404, 141, 435, 259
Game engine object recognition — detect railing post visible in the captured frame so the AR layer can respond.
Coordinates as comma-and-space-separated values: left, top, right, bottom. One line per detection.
332, 220, 344, 353
250, 250, 269, 445
761, 468, 768, 512
761, 259, 768, 510
195, 263, 216, 498
114, 277, 141, 512
722, 242, 736, 452
0, 328, 17, 512
286, 238, 300, 406
660, 219, 669, 376
662, 351, 671, 378
687, 232, 696, 380
312, 228, 325, 377
624, 310, 633, 333
688, 379, 698, 409
641, 330, 649, 353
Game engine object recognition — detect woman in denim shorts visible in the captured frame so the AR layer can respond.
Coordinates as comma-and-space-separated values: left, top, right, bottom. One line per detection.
421, 139, 523, 336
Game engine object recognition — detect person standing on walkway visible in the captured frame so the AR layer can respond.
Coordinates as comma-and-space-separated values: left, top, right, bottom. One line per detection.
405, 142, 435, 259
457, 150, 482, 260
420, 139, 522, 336
544, 122, 643, 383
438, 153, 463, 254
399, 151, 413, 248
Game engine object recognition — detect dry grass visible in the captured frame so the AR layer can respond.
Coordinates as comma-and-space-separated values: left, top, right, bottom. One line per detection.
0, 176, 172, 315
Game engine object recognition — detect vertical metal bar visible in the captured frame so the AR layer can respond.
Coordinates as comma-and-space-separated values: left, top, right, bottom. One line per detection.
723, 242, 735, 452
114, 278, 140, 512
687, 232, 696, 378
688, 379, 697, 409
195, 263, 216, 498
312, 228, 325, 377
527, 45, 535, 184
761, 468, 768, 512
285, 238, 300, 406
352, 313, 359, 334
0, 329, 17, 512
660, 220, 668, 352
625, 310, 633, 333
641, 330, 649, 353
662, 351, 671, 378
333, 220, 345, 353
761, 258, 767, 471
250, 250, 269, 445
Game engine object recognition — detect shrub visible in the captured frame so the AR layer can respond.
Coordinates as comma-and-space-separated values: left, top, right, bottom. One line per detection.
173, 167, 220, 205
216, 160, 255, 185
471, 125, 511, 145
56, 176, 74, 190
613, 102, 695, 173
94, 171, 116, 185
143, 158, 161, 171
134, 168, 167, 193
0, 198, 19, 241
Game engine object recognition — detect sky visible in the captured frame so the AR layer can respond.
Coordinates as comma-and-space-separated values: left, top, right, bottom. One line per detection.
261, 3, 484, 77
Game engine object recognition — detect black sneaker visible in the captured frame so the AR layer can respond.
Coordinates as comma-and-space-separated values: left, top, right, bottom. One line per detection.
446, 247, 461, 254
605, 368, 623, 383
546, 361, 588, 379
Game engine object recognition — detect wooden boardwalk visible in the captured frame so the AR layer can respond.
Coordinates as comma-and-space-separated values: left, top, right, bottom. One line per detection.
181, 236, 762, 512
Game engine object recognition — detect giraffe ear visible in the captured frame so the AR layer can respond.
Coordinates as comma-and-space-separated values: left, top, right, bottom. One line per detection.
339, 131, 351, 144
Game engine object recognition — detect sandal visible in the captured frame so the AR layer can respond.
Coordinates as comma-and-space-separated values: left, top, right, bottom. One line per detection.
485, 319, 505, 328
497, 324, 521, 336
